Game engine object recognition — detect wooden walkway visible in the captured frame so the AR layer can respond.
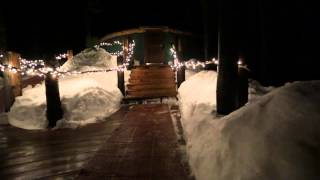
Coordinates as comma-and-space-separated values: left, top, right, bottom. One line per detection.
0, 107, 128, 179
0, 104, 193, 180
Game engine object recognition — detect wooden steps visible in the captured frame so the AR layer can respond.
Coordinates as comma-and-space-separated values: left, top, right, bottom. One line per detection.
125, 64, 177, 100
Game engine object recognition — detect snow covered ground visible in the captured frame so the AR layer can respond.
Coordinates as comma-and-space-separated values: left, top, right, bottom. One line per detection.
178, 71, 320, 180
6, 47, 123, 130
248, 79, 275, 103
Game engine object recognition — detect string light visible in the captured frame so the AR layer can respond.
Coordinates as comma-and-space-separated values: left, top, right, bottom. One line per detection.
213, 58, 219, 65
169, 45, 216, 70
125, 40, 135, 65
0, 39, 249, 78
55, 53, 68, 60
0, 50, 134, 78
0, 38, 137, 79
95, 40, 135, 63
96, 40, 136, 67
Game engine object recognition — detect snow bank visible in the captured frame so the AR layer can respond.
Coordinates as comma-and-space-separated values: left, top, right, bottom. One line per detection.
8, 47, 122, 130
178, 71, 217, 122
9, 72, 122, 130
178, 77, 320, 180
185, 70, 197, 80
249, 79, 276, 102
60, 47, 117, 71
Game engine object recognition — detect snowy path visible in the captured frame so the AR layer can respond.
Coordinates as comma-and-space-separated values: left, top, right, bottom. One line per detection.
0, 107, 128, 179
77, 104, 194, 180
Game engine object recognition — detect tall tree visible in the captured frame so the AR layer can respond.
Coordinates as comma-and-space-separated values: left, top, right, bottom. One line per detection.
216, 0, 246, 114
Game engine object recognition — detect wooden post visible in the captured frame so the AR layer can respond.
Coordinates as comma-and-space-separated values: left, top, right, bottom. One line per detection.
7, 52, 22, 97
177, 66, 185, 88
117, 56, 125, 96
123, 38, 129, 64
45, 60, 63, 128
0, 51, 5, 112
1, 51, 21, 112
67, 50, 73, 61
0, 87, 5, 113
175, 38, 185, 88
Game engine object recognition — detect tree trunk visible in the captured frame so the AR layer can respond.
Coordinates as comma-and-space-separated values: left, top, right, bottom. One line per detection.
177, 66, 185, 88
216, 0, 244, 114
45, 74, 63, 128
237, 66, 249, 108
45, 58, 63, 128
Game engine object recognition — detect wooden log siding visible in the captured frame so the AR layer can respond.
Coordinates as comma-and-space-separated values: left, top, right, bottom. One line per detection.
125, 65, 177, 100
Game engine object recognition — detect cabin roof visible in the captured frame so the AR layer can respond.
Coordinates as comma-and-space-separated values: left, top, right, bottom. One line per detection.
100, 26, 192, 42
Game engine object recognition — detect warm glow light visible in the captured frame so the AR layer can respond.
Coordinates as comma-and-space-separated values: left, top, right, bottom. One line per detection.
55, 53, 68, 60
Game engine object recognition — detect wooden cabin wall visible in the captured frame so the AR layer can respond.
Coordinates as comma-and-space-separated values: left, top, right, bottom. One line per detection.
132, 34, 144, 65
100, 31, 205, 65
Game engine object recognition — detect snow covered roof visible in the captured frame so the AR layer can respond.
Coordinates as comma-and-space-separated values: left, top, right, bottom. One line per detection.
100, 26, 192, 42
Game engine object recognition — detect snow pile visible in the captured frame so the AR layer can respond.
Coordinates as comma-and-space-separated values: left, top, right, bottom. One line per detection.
8, 47, 122, 130
9, 72, 121, 130
178, 71, 217, 122
185, 70, 197, 80
60, 47, 118, 71
178, 76, 320, 180
249, 79, 276, 102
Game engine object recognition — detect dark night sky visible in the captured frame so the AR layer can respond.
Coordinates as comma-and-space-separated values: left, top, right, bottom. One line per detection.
1, 0, 319, 85
1, 0, 209, 57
